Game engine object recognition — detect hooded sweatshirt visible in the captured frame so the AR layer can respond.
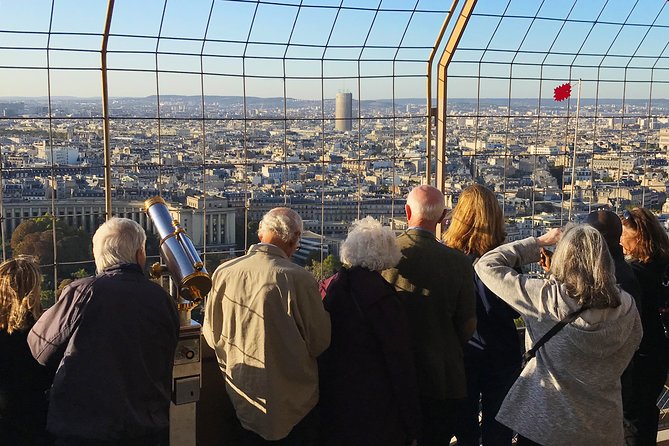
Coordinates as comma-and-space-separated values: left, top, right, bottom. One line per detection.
475, 237, 642, 446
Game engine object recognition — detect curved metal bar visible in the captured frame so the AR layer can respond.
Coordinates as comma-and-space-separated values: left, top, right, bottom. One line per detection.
435, 0, 478, 194
426, 0, 458, 185
101, 0, 115, 219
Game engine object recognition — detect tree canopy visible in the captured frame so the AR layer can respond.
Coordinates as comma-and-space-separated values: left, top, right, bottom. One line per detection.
11, 214, 92, 270
306, 254, 342, 281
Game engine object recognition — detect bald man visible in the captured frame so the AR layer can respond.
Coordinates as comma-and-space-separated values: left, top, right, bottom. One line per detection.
383, 185, 476, 445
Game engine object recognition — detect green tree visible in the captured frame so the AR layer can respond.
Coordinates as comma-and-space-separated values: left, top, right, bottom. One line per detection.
11, 214, 93, 282
306, 254, 342, 281
71, 268, 89, 279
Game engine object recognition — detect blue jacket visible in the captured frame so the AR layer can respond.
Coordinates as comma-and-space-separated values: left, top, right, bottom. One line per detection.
28, 264, 179, 441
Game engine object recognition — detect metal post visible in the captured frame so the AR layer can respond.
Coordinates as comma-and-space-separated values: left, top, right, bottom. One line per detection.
426, 0, 458, 186
568, 79, 581, 221
0, 149, 5, 262
435, 0, 477, 234
101, 0, 115, 220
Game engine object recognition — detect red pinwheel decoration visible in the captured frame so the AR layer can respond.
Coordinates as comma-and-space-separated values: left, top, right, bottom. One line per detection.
554, 83, 572, 102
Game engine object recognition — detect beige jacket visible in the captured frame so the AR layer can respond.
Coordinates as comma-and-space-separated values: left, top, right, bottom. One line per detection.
203, 244, 331, 440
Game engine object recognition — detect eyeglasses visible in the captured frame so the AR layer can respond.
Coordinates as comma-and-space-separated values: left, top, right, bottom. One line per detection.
622, 210, 636, 225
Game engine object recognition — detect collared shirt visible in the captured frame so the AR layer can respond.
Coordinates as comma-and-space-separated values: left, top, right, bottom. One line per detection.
407, 226, 436, 237
203, 244, 331, 441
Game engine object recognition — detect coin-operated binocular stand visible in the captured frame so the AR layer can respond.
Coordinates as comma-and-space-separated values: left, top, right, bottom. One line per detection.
144, 196, 212, 446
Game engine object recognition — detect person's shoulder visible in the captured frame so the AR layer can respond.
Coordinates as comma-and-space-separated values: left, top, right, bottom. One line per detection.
441, 244, 472, 264
630, 260, 653, 278
62, 275, 98, 297
210, 253, 255, 280
70, 275, 97, 288
407, 235, 469, 261
267, 257, 315, 285
143, 276, 171, 295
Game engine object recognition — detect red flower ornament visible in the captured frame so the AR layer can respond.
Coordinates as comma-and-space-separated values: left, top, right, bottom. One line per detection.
554, 83, 571, 102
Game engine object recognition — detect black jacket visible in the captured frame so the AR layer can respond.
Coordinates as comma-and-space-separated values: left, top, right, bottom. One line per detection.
28, 264, 179, 441
629, 259, 669, 355
0, 316, 54, 445
319, 267, 421, 445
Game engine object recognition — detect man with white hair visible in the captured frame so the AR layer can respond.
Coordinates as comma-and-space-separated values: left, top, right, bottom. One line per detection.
29, 217, 179, 445
383, 185, 476, 445
203, 207, 330, 444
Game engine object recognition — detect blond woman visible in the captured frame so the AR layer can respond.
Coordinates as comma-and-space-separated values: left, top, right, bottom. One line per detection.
0, 257, 52, 445
443, 184, 521, 446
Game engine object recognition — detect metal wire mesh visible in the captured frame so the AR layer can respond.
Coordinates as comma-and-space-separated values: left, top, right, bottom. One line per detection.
0, 0, 450, 299
445, 0, 669, 243
2, 0, 669, 302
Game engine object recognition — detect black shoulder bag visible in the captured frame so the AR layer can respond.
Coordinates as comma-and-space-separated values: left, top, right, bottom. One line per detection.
522, 306, 588, 365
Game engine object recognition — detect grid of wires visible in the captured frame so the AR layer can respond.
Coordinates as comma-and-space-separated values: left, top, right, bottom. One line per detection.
445, 0, 669, 229
3, 0, 669, 300
0, 0, 450, 298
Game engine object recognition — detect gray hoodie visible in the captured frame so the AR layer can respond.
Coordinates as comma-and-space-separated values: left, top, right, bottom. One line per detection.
475, 237, 642, 446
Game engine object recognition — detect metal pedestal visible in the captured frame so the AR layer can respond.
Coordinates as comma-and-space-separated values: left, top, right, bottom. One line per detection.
169, 320, 201, 446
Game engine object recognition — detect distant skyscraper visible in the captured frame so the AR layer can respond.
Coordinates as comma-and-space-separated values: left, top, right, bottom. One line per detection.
335, 92, 352, 132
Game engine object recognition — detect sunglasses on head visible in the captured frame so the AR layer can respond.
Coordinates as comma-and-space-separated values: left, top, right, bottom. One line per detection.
622, 210, 636, 224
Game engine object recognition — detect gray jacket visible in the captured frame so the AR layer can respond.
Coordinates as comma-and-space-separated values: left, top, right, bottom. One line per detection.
475, 237, 642, 446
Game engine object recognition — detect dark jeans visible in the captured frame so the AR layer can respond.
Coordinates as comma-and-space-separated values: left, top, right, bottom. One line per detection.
241, 408, 319, 446
455, 347, 520, 446
516, 435, 543, 446
622, 351, 669, 446
418, 397, 461, 445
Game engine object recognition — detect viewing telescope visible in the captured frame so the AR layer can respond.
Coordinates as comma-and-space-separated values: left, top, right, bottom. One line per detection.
144, 196, 211, 306
145, 196, 207, 445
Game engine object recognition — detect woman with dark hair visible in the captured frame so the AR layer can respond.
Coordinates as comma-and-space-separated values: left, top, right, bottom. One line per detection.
475, 225, 642, 446
443, 184, 521, 446
620, 207, 669, 445
319, 216, 420, 446
0, 257, 53, 445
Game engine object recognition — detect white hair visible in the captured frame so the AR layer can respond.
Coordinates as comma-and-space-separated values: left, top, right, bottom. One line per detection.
406, 185, 445, 222
340, 216, 401, 271
258, 207, 303, 244
92, 217, 146, 273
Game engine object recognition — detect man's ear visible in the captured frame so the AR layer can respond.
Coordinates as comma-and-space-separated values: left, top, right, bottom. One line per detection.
405, 204, 412, 220
135, 247, 146, 266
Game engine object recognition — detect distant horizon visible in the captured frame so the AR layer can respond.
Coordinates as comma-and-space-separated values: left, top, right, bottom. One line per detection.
2, 95, 668, 103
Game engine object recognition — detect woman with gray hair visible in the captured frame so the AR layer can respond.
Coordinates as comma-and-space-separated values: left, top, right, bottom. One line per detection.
318, 216, 420, 446
475, 225, 642, 446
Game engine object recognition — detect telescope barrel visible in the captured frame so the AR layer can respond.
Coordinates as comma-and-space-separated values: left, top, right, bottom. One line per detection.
144, 196, 212, 301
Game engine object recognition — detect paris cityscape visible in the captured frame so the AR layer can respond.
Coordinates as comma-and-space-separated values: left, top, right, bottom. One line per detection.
2, 94, 669, 276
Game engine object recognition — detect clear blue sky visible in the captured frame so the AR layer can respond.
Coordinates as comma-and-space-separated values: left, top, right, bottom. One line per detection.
0, 0, 668, 100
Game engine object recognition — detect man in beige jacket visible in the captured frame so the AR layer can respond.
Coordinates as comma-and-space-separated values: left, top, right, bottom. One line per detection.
203, 207, 331, 444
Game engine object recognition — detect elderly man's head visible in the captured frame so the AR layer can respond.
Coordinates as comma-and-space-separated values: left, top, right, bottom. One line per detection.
257, 207, 303, 257
92, 218, 147, 273
405, 185, 446, 229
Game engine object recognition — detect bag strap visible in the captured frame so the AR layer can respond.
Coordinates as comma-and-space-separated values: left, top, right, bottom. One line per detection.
523, 306, 588, 364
